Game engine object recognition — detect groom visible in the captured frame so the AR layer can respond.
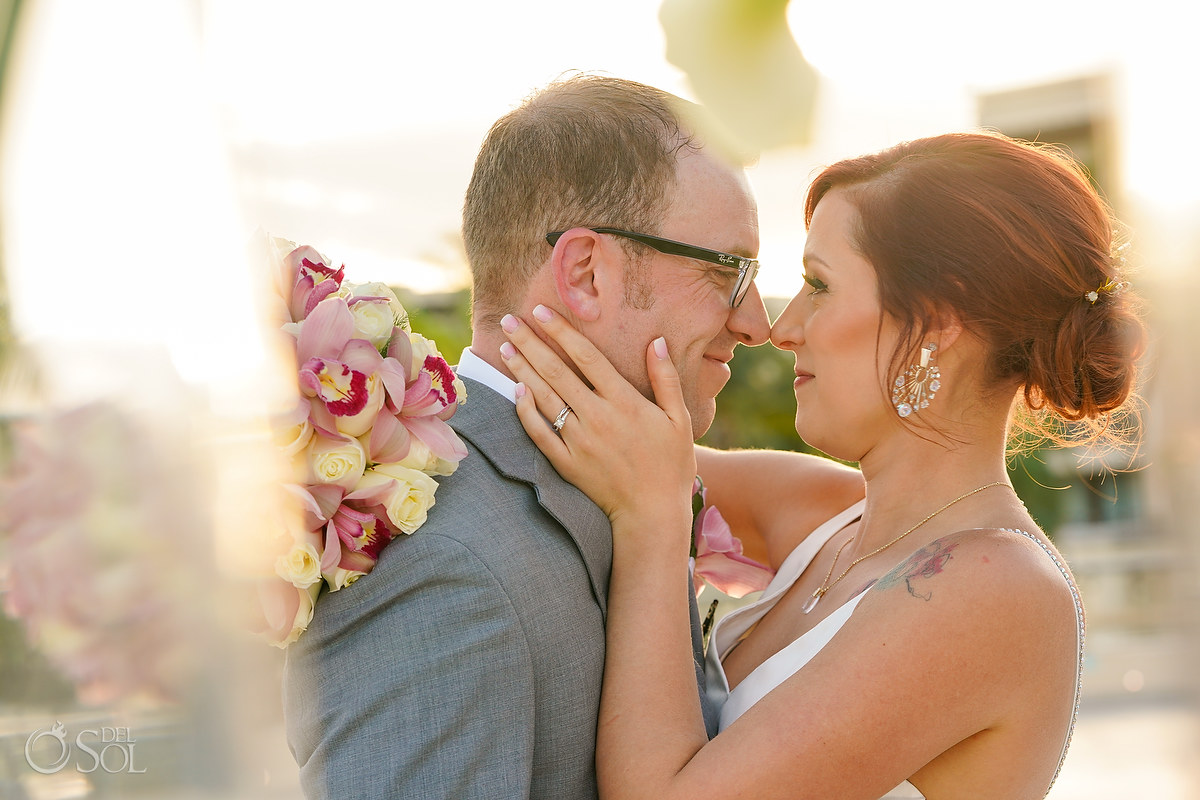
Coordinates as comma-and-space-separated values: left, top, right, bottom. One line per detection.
283, 74, 770, 799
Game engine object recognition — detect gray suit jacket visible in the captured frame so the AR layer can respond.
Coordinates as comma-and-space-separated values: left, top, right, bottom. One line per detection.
284, 377, 715, 799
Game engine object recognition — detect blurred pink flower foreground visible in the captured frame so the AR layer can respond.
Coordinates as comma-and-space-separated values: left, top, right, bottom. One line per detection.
0, 404, 208, 707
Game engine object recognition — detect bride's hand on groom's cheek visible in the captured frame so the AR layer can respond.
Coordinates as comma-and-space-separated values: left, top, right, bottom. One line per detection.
500, 305, 697, 523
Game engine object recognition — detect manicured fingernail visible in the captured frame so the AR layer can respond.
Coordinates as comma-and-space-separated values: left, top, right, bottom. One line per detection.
500, 314, 519, 333
532, 304, 552, 322
500, 342, 516, 359
653, 337, 668, 359
514, 382, 526, 399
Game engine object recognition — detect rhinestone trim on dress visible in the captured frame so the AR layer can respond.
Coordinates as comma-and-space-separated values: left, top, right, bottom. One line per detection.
1003, 529, 1085, 798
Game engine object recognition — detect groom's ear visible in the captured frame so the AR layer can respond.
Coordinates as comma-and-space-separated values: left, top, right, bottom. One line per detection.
549, 228, 614, 323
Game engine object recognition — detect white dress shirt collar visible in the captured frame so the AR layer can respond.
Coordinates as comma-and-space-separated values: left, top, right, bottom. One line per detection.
456, 346, 517, 405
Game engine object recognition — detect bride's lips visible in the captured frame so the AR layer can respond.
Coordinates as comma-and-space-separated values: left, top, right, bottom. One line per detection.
793, 369, 814, 388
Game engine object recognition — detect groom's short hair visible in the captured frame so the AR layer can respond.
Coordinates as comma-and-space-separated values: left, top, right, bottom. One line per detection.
462, 74, 701, 327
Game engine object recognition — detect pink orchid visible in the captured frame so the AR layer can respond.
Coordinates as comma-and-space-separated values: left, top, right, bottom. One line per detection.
283, 483, 343, 533
295, 299, 396, 437
295, 294, 355, 361
379, 328, 466, 463
385, 325, 412, 372
320, 502, 396, 582
300, 356, 368, 423
400, 414, 468, 464
299, 353, 386, 438
282, 246, 344, 323
329, 503, 394, 560
365, 408, 413, 464
402, 355, 461, 418
692, 502, 774, 599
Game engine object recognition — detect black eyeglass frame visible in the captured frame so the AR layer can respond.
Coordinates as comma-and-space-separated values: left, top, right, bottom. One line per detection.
545, 227, 759, 309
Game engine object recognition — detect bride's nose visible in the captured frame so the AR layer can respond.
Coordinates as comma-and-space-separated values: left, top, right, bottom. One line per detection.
769, 292, 806, 351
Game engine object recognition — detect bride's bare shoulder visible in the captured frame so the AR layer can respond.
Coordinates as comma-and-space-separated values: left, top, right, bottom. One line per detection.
865, 527, 1079, 649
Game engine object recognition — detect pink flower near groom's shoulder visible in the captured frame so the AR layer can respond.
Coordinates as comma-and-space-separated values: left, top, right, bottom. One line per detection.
692, 505, 774, 598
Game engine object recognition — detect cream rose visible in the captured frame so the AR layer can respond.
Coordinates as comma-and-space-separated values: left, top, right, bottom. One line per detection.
305, 431, 367, 492
323, 566, 367, 592
274, 415, 313, 459
280, 581, 321, 647
344, 280, 407, 321
347, 297, 398, 350
344, 281, 409, 342
275, 542, 322, 588
354, 462, 439, 534
396, 436, 461, 477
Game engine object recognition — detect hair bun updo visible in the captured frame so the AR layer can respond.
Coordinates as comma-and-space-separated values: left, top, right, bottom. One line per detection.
1026, 270, 1144, 424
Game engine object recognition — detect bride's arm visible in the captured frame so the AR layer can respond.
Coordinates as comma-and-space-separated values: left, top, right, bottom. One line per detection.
695, 445, 864, 569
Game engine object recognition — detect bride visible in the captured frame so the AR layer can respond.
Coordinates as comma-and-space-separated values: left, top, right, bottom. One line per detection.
498, 132, 1145, 799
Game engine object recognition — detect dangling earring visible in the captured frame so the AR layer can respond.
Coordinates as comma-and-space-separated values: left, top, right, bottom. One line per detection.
893, 343, 941, 418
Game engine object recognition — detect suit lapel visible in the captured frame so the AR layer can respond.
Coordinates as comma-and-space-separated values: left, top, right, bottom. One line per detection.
451, 376, 612, 615
452, 376, 719, 734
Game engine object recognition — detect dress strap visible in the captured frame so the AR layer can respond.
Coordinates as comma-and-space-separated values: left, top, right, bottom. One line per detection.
1002, 529, 1085, 798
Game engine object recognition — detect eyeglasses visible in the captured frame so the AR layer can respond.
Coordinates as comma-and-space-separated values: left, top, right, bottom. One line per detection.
545, 227, 760, 309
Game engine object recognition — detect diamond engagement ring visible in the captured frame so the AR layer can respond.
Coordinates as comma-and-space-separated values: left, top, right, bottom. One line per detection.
552, 405, 572, 432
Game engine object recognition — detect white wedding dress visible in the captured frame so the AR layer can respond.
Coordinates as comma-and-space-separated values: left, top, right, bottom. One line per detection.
704, 500, 1084, 800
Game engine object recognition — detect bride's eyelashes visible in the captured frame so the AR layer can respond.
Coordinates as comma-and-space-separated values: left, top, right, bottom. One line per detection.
803, 274, 829, 295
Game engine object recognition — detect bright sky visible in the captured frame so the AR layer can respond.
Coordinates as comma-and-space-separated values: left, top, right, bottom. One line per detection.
2, 0, 1194, 397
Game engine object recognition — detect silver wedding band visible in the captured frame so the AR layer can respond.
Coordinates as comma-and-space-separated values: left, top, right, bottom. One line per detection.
552, 405, 572, 432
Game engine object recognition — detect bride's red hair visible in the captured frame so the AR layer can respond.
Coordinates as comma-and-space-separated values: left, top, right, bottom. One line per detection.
805, 131, 1146, 451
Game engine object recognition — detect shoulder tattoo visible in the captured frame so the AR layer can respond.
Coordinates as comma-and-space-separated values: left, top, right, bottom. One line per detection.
877, 539, 959, 602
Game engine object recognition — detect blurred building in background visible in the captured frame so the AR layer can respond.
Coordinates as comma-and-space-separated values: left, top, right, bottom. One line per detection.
977, 70, 1194, 709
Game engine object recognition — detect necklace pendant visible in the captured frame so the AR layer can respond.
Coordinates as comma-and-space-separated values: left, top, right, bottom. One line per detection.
801, 591, 822, 615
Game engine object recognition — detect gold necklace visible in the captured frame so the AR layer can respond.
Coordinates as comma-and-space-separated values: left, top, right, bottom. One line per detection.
800, 480, 1009, 615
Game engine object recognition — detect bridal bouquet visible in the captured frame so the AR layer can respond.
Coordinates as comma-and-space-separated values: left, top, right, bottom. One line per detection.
255, 237, 468, 647
691, 477, 774, 598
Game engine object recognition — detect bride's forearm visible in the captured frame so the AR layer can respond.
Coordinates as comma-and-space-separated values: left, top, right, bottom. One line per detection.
695, 445, 866, 570
597, 507, 707, 800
